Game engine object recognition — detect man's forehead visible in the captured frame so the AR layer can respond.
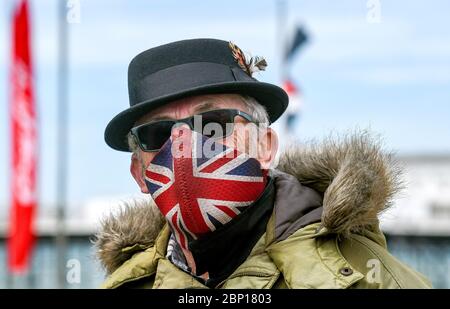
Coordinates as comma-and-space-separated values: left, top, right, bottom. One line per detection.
135, 94, 246, 125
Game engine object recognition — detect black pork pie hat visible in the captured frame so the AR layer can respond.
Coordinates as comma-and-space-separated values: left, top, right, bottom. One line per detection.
104, 38, 289, 152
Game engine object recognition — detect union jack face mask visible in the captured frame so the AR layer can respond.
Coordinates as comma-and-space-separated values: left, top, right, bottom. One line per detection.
144, 128, 267, 250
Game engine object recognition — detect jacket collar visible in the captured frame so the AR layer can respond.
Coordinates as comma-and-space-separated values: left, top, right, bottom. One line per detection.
152, 229, 281, 289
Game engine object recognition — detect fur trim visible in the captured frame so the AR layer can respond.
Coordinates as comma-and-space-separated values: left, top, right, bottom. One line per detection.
95, 130, 402, 273
93, 198, 164, 274
277, 130, 402, 236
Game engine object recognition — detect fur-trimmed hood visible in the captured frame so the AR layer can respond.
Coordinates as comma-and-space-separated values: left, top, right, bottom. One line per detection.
94, 131, 402, 274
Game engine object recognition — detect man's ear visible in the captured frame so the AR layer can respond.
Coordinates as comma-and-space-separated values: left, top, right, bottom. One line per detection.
258, 127, 278, 169
130, 153, 149, 194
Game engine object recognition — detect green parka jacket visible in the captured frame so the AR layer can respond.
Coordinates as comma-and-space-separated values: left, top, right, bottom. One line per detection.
95, 133, 432, 289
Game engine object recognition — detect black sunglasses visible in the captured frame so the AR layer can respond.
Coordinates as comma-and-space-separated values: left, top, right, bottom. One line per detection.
130, 109, 254, 152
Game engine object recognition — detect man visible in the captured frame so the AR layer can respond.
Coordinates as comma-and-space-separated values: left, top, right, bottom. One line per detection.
96, 38, 431, 289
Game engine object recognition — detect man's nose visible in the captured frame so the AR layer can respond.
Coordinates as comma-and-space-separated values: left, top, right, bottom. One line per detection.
171, 123, 192, 140
171, 123, 193, 157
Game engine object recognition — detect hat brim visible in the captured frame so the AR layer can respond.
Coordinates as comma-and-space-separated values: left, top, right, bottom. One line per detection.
104, 81, 288, 152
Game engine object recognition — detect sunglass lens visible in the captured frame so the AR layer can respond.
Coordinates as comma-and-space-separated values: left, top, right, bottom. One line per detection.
199, 110, 234, 138
136, 121, 174, 151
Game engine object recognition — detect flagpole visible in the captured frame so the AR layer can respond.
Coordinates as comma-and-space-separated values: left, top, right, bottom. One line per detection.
56, 0, 69, 289
276, 0, 287, 84
276, 0, 290, 146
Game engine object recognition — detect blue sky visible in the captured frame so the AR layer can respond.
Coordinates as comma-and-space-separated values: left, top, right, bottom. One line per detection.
1, 0, 450, 213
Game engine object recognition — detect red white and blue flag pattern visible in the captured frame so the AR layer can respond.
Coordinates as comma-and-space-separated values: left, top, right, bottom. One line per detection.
145, 130, 266, 249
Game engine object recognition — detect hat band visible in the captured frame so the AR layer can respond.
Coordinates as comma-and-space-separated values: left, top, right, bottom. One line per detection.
130, 62, 256, 105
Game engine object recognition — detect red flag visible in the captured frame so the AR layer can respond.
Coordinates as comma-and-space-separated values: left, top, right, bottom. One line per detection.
282, 79, 303, 115
8, 0, 38, 274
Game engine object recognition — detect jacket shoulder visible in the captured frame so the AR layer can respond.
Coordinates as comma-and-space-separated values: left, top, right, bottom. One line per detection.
339, 231, 432, 289
267, 223, 432, 289
101, 225, 172, 289
100, 246, 157, 289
